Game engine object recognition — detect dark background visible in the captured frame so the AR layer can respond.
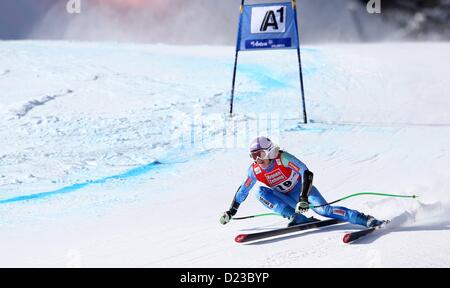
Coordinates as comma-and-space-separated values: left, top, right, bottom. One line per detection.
0, 0, 449, 44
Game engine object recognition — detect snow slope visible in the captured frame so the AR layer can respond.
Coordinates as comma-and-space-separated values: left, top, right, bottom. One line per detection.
0, 41, 450, 267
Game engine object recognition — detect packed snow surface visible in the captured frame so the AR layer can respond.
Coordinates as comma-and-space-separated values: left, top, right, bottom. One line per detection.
0, 41, 449, 267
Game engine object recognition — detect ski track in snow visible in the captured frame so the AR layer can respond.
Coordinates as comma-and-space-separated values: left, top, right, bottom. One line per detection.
0, 41, 450, 267
13, 89, 73, 119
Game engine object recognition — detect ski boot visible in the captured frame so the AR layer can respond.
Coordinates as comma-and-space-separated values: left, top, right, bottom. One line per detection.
355, 213, 384, 228
366, 216, 385, 228
287, 213, 319, 227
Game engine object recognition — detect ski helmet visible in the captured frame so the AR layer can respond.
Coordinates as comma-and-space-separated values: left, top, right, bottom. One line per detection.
249, 136, 279, 161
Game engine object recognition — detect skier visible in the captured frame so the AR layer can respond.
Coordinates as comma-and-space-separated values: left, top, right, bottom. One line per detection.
220, 136, 383, 228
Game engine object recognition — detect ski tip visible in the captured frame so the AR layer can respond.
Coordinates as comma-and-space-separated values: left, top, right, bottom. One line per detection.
343, 233, 352, 244
235, 234, 248, 243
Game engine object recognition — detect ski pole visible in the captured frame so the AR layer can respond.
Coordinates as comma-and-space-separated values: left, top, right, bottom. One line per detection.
231, 192, 418, 220
310, 192, 418, 208
232, 192, 418, 219
232, 213, 282, 220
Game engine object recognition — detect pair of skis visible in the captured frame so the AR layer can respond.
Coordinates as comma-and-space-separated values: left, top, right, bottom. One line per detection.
235, 219, 388, 244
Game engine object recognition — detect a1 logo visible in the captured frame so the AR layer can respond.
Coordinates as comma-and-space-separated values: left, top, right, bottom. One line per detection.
251, 6, 286, 34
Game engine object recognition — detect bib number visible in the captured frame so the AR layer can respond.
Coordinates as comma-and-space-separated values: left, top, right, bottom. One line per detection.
274, 173, 299, 193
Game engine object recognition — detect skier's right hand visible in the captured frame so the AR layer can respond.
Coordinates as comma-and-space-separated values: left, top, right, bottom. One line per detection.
220, 212, 231, 225
220, 210, 235, 225
221, 198, 239, 225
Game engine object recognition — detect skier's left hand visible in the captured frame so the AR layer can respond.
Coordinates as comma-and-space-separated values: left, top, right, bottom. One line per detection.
295, 198, 310, 214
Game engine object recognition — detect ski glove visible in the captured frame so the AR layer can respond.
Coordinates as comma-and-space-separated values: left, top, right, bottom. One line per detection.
221, 195, 240, 225
295, 197, 310, 214
220, 209, 237, 225
220, 211, 232, 225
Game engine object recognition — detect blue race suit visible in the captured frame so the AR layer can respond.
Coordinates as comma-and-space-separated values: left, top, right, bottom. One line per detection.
234, 151, 368, 226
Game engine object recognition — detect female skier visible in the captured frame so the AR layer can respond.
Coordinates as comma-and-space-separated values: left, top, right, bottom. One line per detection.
220, 136, 383, 227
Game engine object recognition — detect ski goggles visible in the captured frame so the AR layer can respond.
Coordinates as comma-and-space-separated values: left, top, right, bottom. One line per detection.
250, 150, 268, 161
